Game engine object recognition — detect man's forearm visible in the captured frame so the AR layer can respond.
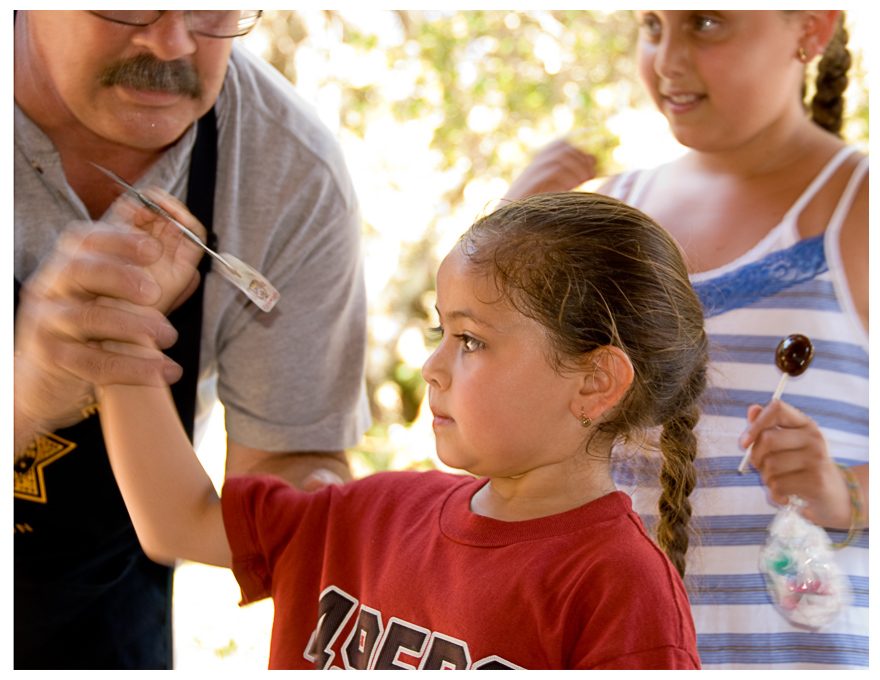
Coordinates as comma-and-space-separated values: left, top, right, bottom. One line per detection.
226, 442, 352, 490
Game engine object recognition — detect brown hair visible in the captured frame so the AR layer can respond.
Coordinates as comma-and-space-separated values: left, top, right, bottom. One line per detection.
807, 12, 851, 136
461, 192, 708, 577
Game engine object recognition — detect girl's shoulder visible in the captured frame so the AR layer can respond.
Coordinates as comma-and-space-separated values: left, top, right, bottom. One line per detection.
350, 469, 470, 491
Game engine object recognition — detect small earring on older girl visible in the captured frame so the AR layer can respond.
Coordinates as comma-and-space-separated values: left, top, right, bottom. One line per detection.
797, 46, 810, 63
579, 409, 592, 428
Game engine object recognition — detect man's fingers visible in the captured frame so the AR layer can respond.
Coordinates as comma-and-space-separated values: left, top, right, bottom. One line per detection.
137, 188, 208, 243
84, 227, 164, 265
21, 293, 178, 350
31, 225, 165, 307
53, 251, 162, 306
61, 340, 182, 387
87, 297, 180, 349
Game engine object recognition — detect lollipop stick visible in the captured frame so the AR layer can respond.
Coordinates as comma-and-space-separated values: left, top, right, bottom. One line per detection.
770, 372, 789, 402
737, 373, 789, 474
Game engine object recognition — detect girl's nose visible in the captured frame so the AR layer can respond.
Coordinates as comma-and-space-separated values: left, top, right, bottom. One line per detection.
421, 344, 449, 391
653, 33, 689, 80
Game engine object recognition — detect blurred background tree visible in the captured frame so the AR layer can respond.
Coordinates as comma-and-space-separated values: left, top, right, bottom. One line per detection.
239, 9, 869, 477
244, 9, 649, 475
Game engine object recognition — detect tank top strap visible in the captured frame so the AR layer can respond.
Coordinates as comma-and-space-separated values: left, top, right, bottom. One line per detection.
604, 167, 658, 204
781, 146, 860, 222
625, 166, 657, 205
825, 154, 868, 240
603, 170, 637, 201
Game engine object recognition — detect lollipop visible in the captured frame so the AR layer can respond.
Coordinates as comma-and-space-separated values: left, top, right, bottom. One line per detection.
773, 333, 815, 390
737, 334, 814, 473
742, 334, 847, 629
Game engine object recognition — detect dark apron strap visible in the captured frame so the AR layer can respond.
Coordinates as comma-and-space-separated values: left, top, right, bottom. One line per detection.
165, 106, 218, 440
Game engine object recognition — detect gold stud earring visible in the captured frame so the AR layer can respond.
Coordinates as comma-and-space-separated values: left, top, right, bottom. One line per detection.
797, 46, 810, 63
579, 410, 592, 428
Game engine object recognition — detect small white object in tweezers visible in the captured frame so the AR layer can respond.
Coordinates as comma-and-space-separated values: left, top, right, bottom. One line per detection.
92, 163, 280, 312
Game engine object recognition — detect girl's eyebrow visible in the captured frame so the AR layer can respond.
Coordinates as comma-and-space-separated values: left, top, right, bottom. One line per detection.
435, 305, 500, 331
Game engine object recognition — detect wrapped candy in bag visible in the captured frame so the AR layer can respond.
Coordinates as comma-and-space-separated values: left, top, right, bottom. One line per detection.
760, 497, 850, 630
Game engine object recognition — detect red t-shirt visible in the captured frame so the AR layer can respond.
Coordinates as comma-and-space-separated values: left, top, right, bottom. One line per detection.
222, 470, 700, 670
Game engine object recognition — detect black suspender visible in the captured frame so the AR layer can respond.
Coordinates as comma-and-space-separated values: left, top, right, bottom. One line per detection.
165, 106, 218, 440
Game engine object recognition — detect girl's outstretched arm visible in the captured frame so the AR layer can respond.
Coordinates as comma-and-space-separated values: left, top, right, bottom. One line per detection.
98, 190, 230, 567
100, 381, 232, 567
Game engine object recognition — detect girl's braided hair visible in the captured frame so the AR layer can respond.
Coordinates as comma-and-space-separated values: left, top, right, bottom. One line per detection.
461, 192, 708, 577
806, 11, 851, 136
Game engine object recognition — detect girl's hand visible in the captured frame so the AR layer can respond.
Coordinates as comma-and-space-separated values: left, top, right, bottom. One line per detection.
110, 189, 205, 316
739, 400, 852, 529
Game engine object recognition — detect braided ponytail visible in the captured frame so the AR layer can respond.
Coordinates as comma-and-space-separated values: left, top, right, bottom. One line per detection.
463, 193, 710, 579
656, 386, 704, 579
810, 13, 851, 136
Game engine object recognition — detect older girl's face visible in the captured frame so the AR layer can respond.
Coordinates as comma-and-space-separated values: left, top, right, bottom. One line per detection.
421, 247, 584, 479
635, 10, 808, 152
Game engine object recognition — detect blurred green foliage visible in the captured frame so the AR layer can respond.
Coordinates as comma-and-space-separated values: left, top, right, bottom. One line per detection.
254, 10, 644, 472
250, 10, 868, 474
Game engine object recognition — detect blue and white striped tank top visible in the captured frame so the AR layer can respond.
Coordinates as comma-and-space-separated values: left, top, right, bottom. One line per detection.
609, 146, 868, 669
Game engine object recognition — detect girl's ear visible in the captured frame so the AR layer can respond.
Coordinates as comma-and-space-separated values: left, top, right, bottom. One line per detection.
571, 346, 634, 422
801, 10, 840, 56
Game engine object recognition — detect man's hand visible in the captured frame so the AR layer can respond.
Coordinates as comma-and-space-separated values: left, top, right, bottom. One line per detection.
110, 189, 206, 315
15, 223, 183, 451
503, 139, 597, 201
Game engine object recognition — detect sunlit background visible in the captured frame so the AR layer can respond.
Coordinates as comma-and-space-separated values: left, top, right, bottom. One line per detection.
172, 9, 870, 667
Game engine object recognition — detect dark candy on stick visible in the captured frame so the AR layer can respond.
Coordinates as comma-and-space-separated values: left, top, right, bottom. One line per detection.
775, 333, 815, 378
738, 334, 814, 473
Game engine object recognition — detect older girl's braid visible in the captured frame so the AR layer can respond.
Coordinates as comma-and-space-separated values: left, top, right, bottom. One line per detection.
811, 12, 850, 136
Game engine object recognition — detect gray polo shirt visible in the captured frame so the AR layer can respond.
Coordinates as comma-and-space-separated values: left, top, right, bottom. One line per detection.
15, 44, 371, 452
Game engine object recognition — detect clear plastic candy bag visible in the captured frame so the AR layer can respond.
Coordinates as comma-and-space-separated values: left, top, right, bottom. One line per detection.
760, 496, 850, 629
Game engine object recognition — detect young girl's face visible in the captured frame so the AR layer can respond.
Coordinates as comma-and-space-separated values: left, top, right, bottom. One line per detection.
422, 247, 584, 479
635, 10, 806, 152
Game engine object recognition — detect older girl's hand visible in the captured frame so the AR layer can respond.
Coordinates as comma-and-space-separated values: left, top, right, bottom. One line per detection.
503, 139, 597, 201
738, 399, 852, 529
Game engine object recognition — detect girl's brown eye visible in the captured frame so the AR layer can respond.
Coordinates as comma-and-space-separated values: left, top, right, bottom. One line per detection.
639, 15, 662, 40
691, 14, 722, 34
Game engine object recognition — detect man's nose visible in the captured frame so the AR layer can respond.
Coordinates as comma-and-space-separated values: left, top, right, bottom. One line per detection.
130, 11, 198, 62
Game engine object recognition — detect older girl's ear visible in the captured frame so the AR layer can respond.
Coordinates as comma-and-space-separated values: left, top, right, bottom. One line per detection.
800, 10, 840, 57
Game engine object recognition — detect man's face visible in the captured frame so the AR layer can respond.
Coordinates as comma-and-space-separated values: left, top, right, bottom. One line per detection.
21, 11, 233, 151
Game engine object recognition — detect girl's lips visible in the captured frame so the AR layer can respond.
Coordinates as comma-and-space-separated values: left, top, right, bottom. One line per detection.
430, 410, 454, 427
661, 92, 705, 114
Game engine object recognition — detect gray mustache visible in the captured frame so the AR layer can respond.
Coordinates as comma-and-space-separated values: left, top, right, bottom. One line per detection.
99, 54, 202, 98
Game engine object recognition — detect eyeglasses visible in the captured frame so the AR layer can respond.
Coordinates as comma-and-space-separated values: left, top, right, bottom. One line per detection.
88, 10, 263, 39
